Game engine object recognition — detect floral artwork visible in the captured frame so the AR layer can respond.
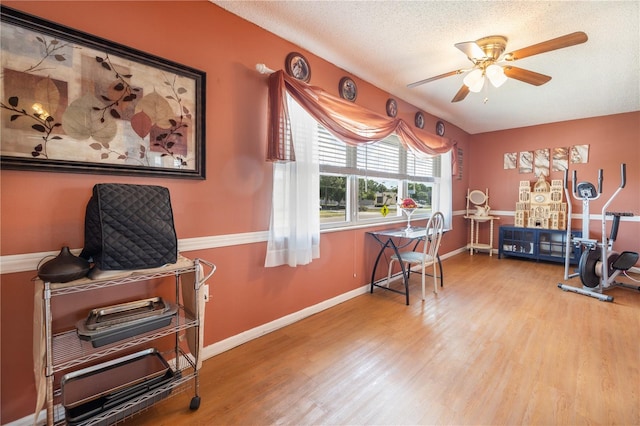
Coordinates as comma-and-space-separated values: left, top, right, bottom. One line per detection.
0, 7, 205, 178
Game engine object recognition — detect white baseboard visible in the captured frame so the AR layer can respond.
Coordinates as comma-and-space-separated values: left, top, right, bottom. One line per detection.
8, 281, 375, 426
199, 282, 371, 360
10, 245, 626, 426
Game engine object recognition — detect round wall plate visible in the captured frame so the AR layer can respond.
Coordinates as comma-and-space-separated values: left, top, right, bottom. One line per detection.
285, 52, 311, 82
415, 112, 424, 129
339, 77, 357, 102
436, 120, 445, 136
386, 98, 397, 117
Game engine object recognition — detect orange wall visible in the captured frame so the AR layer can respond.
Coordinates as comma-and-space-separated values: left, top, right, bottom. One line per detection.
1, 2, 637, 423
0, 2, 470, 422
469, 112, 640, 254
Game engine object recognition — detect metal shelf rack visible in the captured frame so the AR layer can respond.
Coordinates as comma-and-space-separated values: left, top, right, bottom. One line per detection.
37, 255, 215, 425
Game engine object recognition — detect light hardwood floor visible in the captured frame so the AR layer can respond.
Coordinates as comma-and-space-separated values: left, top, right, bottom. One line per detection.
124, 254, 640, 425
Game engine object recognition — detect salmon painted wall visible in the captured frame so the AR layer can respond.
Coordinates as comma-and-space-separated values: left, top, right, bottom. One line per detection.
3, 2, 636, 423
0, 1, 470, 422
468, 112, 640, 256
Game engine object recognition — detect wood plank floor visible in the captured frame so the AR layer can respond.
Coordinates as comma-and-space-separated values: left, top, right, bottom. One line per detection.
124, 254, 640, 425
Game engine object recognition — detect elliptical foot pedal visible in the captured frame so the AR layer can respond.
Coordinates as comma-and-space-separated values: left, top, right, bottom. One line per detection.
612, 251, 639, 271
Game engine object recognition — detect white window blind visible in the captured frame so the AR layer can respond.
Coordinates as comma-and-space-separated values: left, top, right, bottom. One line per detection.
318, 126, 439, 181
318, 127, 347, 168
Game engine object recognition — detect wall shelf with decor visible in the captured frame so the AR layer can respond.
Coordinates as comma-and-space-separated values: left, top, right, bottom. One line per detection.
498, 225, 582, 264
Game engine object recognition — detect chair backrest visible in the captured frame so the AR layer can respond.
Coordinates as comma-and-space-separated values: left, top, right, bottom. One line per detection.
423, 211, 445, 259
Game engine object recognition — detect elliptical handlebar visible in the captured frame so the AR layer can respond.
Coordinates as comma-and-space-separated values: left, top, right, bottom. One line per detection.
600, 163, 628, 286
598, 169, 603, 194
601, 163, 627, 224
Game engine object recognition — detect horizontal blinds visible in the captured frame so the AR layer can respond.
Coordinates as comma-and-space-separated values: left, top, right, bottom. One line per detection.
407, 149, 440, 178
318, 125, 439, 180
356, 139, 399, 174
318, 127, 347, 168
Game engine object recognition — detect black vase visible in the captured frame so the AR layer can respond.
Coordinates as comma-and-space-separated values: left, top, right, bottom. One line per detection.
38, 246, 90, 283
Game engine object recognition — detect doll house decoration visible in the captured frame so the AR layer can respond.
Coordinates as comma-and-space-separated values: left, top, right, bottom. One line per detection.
515, 175, 566, 229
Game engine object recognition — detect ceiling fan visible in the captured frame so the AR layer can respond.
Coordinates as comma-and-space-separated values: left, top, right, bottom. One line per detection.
407, 32, 588, 102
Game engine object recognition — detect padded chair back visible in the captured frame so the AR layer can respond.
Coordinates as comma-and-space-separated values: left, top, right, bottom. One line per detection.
423, 211, 445, 259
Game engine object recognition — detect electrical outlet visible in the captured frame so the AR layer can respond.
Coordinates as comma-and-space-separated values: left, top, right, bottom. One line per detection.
203, 284, 210, 302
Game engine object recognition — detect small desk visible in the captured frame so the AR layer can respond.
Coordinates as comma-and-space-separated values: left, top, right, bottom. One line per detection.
367, 227, 444, 305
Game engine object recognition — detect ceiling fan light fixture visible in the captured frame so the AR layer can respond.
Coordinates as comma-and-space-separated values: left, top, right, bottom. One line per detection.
486, 64, 508, 87
463, 68, 485, 92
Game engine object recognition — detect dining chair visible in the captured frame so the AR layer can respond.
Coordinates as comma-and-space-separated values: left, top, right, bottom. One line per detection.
386, 211, 445, 300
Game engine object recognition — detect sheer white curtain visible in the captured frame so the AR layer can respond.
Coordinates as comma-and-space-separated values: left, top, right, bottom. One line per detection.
434, 150, 453, 229
265, 95, 320, 267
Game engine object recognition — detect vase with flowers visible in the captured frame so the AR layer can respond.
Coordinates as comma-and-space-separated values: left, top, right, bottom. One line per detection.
399, 198, 418, 231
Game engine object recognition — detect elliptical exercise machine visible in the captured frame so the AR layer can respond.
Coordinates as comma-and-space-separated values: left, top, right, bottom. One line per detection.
558, 163, 639, 302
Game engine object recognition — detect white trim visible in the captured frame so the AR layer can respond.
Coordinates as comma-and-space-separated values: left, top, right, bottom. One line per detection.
0, 212, 471, 274
7, 284, 372, 426
200, 282, 372, 359
3, 210, 638, 275
0, 232, 269, 275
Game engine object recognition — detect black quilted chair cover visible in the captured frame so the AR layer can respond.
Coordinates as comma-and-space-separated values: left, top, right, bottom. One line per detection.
80, 183, 178, 270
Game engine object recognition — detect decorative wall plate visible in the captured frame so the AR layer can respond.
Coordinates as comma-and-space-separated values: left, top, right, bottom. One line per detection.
285, 52, 311, 82
339, 77, 357, 102
415, 112, 424, 129
386, 98, 397, 117
436, 120, 446, 136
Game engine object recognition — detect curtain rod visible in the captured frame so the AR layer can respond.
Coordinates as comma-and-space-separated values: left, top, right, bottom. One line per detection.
256, 63, 275, 74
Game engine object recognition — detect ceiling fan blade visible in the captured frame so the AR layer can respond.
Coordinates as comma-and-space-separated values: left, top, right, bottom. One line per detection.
451, 85, 470, 103
407, 70, 464, 88
504, 31, 588, 61
455, 41, 486, 60
504, 66, 552, 86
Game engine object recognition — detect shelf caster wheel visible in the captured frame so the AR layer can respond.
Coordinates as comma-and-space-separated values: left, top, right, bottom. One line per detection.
190, 396, 201, 410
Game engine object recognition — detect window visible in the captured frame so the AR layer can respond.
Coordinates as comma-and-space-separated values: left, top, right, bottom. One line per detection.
318, 125, 451, 229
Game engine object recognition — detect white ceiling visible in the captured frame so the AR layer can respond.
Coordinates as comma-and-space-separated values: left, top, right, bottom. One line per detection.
212, 1, 639, 135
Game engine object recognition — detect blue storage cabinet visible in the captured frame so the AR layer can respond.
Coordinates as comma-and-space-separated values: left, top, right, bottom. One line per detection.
498, 225, 582, 264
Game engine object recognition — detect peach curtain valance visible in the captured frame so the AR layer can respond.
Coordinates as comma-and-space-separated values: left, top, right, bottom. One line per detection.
267, 70, 454, 162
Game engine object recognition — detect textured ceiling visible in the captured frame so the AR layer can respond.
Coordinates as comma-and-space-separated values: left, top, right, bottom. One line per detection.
212, 1, 639, 135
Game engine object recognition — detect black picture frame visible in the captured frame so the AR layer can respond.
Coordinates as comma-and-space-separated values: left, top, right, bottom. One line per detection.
386, 98, 397, 118
415, 112, 425, 129
0, 6, 206, 179
339, 77, 357, 102
285, 52, 311, 83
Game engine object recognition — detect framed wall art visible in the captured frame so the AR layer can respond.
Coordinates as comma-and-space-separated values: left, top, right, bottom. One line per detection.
519, 151, 533, 174
552, 147, 569, 171
457, 147, 463, 180
570, 144, 589, 164
534, 148, 550, 176
0, 6, 206, 179
503, 152, 517, 170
